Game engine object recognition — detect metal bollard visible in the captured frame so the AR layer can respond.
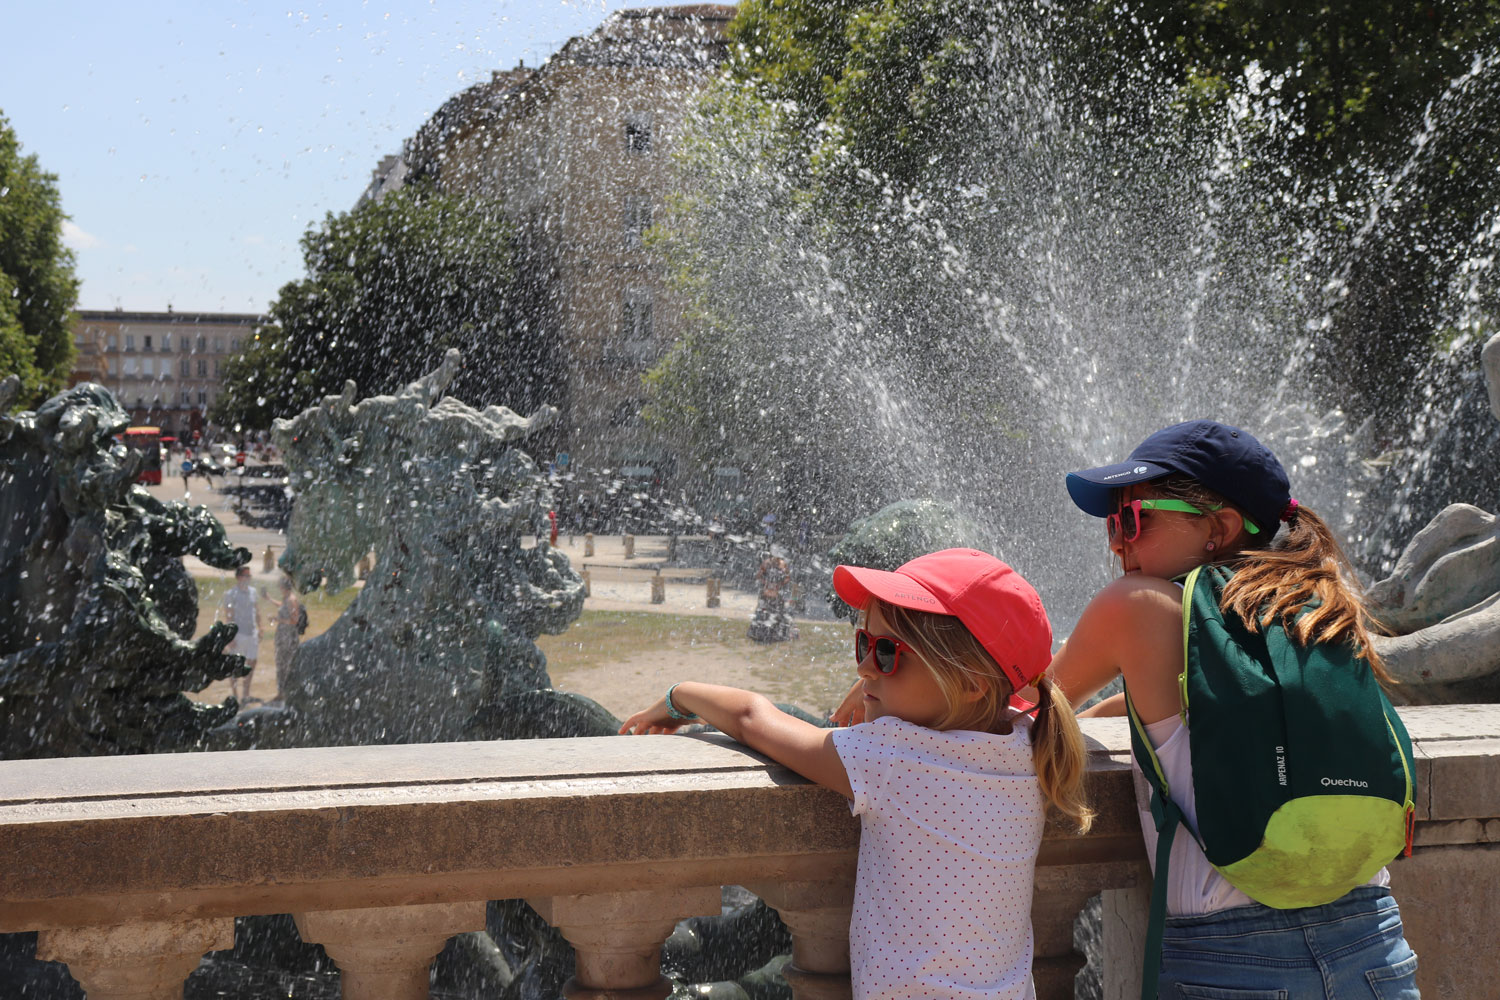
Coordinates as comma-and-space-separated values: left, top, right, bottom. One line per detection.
581, 568, 591, 598
623, 534, 635, 559
584, 533, 595, 557
706, 576, 721, 608
263, 545, 276, 574
651, 570, 665, 604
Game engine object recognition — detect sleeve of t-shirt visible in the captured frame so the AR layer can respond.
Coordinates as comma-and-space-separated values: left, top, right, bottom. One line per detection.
830, 715, 908, 818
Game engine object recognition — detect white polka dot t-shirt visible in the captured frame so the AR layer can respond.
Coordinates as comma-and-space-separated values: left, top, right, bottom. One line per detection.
830, 713, 1044, 1000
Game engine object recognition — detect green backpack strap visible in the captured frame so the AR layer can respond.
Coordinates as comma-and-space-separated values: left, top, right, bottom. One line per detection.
1126, 567, 1200, 1000
1125, 686, 1181, 1000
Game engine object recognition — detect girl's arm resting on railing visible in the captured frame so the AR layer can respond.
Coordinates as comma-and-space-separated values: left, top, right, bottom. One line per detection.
620, 682, 853, 799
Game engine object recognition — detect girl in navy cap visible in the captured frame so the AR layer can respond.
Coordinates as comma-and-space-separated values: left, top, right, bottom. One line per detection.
621, 548, 1091, 999
1051, 419, 1418, 998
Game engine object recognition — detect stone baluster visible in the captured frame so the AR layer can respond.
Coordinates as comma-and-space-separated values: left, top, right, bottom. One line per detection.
529, 886, 721, 999
36, 917, 234, 1000
746, 880, 854, 1000
293, 901, 486, 1000
585, 532, 595, 557
1029, 870, 1099, 999
1097, 883, 1150, 1000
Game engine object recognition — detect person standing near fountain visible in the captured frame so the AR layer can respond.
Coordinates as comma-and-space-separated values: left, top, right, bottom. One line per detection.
621, 549, 1093, 999
1050, 420, 1419, 998
269, 575, 305, 705
217, 565, 263, 704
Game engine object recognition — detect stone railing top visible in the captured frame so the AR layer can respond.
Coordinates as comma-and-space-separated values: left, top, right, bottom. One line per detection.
1, 705, 1495, 932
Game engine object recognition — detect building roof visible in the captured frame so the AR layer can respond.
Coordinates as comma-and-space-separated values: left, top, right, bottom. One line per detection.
75, 310, 265, 326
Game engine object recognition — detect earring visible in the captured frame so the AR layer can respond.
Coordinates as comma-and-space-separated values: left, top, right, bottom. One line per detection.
1205, 541, 1217, 551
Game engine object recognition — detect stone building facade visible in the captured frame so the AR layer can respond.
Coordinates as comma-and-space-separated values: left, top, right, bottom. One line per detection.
403, 4, 734, 477
70, 309, 263, 440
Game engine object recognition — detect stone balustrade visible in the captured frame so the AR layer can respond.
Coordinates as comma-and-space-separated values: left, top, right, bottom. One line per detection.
1, 706, 1497, 999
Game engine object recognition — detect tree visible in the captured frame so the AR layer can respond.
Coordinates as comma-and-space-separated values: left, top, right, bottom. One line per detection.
215, 184, 550, 430
0, 111, 79, 408
1071, 1, 1500, 424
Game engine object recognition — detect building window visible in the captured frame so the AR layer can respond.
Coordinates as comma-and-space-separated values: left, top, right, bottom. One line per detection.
125, 334, 135, 351
182, 390, 192, 405
143, 358, 155, 377
196, 336, 206, 352
214, 359, 221, 376
623, 194, 652, 250
181, 337, 190, 354
214, 337, 223, 353
143, 335, 152, 350
230, 338, 240, 352
180, 359, 191, 377
106, 334, 117, 350
625, 113, 651, 154
135, 396, 144, 410
125, 357, 138, 376
197, 360, 207, 377
198, 391, 207, 406
620, 288, 653, 340
161, 333, 171, 352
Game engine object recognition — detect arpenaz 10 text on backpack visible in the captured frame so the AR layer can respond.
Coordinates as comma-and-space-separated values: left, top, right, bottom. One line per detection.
1125, 563, 1415, 1000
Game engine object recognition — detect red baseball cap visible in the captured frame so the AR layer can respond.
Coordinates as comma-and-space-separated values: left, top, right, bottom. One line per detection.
832, 548, 1053, 689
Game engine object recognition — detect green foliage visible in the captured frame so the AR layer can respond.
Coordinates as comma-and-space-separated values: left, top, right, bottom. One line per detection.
0, 111, 79, 408
215, 184, 540, 429
655, 0, 1500, 470
727, 0, 1013, 193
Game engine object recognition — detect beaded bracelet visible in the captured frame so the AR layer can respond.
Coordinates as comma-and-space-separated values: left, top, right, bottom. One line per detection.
664, 683, 698, 720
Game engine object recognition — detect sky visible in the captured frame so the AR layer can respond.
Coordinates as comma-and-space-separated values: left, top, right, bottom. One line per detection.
3, 1, 690, 314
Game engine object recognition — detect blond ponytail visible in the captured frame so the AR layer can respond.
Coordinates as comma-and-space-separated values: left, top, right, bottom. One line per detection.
1031, 676, 1094, 833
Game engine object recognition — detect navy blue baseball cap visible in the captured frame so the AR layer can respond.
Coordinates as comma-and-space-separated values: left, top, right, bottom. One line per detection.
1066, 420, 1293, 537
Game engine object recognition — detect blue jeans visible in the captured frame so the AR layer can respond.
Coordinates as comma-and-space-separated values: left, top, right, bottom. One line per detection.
1157, 886, 1419, 999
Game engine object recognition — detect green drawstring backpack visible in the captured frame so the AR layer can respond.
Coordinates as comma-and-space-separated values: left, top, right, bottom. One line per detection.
1126, 564, 1416, 1000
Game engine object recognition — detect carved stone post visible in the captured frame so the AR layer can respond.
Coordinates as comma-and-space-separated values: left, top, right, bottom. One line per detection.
582, 568, 592, 597
747, 880, 854, 1000
706, 576, 721, 608
585, 532, 595, 557
623, 534, 636, 559
293, 901, 486, 1000
651, 570, 665, 604
1098, 883, 1150, 1000
36, 917, 234, 1000
529, 886, 720, 999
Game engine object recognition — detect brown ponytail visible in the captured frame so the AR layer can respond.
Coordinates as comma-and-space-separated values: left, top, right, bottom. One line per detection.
1144, 477, 1389, 684
1219, 503, 1392, 684
1031, 676, 1094, 833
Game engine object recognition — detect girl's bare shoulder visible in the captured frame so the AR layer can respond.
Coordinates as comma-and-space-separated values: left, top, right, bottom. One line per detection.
1082, 575, 1184, 630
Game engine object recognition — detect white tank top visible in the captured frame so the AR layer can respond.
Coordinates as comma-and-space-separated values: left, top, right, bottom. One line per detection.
1133, 713, 1389, 916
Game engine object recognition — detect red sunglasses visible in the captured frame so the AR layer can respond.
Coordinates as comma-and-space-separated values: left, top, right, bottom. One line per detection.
1107, 498, 1223, 542
854, 628, 914, 675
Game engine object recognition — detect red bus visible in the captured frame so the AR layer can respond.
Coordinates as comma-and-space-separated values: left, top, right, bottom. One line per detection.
123, 426, 164, 485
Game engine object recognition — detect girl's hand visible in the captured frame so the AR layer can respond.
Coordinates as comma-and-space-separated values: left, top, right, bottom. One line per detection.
828, 679, 865, 727
618, 696, 691, 735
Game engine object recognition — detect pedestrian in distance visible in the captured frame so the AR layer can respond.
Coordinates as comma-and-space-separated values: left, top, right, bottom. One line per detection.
217, 565, 263, 704
1050, 419, 1419, 998
621, 549, 1092, 999
269, 575, 306, 705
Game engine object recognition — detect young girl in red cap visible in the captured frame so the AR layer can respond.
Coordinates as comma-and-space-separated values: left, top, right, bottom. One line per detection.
1052, 419, 1418, 998
620, 548, 1091, 1000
